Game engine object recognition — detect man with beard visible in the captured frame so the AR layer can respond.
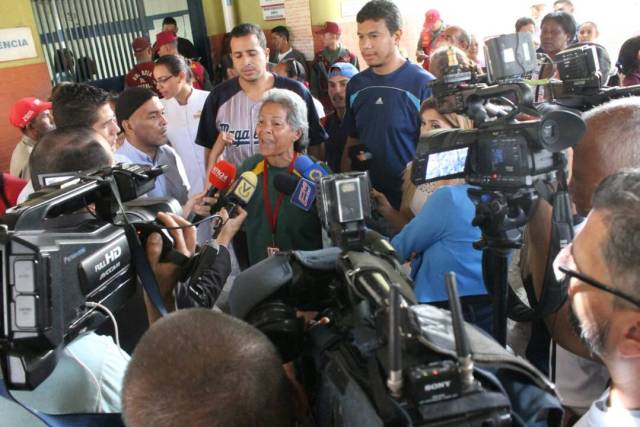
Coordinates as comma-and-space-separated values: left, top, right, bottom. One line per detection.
322, 62, 358, 172
115, 87, 189, 204
525, 97, 640, 420
555, 169, 640, 426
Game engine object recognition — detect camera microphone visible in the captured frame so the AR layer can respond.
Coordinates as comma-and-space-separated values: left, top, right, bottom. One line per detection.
191, 160, 237, 223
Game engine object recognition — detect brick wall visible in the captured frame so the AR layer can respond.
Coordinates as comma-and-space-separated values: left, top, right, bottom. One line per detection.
285, 0, 314, 61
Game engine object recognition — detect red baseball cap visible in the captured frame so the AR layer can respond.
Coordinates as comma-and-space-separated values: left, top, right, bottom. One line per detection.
318, 21, 341, 36
155, 31, 177, 51
425, 9, 440, 24
9, 97, 52, 129
132, 36, 151, 52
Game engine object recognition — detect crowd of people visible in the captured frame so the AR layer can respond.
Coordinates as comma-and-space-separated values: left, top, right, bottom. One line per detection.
3, 0, 640, 425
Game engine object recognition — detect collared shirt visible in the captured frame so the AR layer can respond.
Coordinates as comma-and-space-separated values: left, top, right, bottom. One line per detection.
574, 388, 640, 427
115, 139, 190, 205
162, 88, 209, 196
10, 134, 37, 179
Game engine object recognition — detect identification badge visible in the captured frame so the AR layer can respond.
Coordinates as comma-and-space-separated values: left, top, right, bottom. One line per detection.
266, 246, 280, 257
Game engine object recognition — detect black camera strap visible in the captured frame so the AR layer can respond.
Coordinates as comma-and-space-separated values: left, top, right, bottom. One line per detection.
505, 180, 572, 323
107, 178, 169, 318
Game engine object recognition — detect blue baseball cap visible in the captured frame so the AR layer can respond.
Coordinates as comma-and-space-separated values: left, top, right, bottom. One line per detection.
329, 62, 358, 79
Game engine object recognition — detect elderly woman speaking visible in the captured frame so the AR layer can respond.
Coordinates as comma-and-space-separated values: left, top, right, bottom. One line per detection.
237, 88, 323, 266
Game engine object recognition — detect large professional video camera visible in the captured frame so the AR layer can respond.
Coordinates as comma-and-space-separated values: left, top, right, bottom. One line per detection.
228, 172, 562, 426
544, 43, 640, 110
0, 164, 180, 390
410, 33, 590, 344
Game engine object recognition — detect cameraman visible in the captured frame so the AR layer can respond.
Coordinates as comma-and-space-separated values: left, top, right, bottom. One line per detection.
524, 98, 640, 419
554, 169, 640, 426
0, 127, 127, 424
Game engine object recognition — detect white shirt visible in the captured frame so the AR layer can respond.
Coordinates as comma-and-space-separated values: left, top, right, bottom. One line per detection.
574, 388, 640, 427
312, 96, 325, 119
277, 48, 292, 63
162, 88, 209, 196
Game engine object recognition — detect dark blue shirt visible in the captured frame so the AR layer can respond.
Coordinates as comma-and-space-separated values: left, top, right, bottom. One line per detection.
322, 111, 348, 173
343, 60, 434, 209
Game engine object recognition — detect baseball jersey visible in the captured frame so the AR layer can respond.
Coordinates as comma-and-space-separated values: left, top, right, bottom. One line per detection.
195, 74, 328, 167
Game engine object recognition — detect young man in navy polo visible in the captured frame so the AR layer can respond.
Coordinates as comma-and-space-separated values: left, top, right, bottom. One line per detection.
341, 0, 434, 210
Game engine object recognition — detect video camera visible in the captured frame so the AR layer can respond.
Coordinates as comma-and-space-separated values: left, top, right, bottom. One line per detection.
413, 33, 585, 194
227, 172, 561, 425
0, 164, 180, 389
544, 43, 640, 110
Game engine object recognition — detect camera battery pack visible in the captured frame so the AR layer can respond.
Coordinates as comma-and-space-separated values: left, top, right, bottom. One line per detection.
406, 360, 462, 405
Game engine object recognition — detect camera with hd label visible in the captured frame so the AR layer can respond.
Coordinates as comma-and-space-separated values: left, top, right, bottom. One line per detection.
0, 164, 180, 389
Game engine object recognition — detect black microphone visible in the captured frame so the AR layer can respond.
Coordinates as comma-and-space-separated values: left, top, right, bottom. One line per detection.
273, 173, 299, 196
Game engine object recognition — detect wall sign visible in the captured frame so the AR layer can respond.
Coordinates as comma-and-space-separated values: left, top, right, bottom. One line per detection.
0, 27, 37, 62
262, 4, 285, 21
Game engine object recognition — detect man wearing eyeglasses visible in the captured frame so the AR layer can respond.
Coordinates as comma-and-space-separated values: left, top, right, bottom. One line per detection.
524, 97, 640, 423
555, 169, 640, 426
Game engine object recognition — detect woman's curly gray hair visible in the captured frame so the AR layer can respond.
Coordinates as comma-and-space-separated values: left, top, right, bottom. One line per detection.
261, 88, 309, 152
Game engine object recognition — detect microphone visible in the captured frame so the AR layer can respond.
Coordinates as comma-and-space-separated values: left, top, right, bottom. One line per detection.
348, 144, 372, 172
293, 155, 329, 182
274, 173, 298, 196
211, 171, 258, 238
191, 160, 237, 223
273, 173, 316, 212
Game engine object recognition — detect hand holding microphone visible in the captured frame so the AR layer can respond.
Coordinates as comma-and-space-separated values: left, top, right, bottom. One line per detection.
190, 160, 237, 224
211, 171, 258, 239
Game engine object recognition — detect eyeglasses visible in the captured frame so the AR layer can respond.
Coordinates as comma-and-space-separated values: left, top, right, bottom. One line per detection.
156, 75, 175, 84
554, 243, 640, 308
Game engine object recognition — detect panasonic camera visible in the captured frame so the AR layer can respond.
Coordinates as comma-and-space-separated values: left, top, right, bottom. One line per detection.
0, 164, 179, 389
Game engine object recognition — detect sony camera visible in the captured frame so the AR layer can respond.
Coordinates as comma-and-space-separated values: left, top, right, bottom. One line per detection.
414, 32, 586, 192
0, 164, 179, 389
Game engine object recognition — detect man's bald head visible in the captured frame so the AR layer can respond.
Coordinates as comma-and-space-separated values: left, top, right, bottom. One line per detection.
122, 309, 294, 427
571, 97, 640, 216
29, 127, 113, 190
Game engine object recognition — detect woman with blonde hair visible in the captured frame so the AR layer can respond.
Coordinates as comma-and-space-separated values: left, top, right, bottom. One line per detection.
372, 97, 474, 233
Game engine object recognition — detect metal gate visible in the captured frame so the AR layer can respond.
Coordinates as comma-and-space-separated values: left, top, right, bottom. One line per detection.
31, 0, 146, 84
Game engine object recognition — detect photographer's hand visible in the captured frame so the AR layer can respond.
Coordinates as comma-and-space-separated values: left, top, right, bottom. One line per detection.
182, 191, 219, 219
215, 206, 247, 247
144, 212, 196, 324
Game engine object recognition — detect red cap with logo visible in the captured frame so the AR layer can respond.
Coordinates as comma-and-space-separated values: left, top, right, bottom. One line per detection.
425, 9, 440, 25
9, 97, 52, 129
132, 36, 151, 52
318, 21, 341, 36
155, 31, 178, 51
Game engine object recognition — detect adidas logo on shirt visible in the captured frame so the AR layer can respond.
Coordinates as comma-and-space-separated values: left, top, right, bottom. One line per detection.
375, 97, 384, 105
